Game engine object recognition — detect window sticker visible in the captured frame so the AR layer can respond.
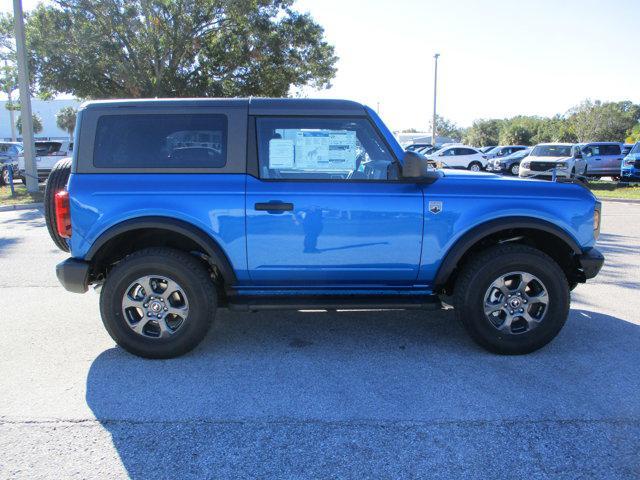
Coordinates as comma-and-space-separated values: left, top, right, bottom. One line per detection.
293, 130, 357, 171
268, 139, 295, 168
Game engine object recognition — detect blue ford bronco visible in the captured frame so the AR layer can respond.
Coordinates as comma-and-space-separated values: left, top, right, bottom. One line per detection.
47, 98, 604, 358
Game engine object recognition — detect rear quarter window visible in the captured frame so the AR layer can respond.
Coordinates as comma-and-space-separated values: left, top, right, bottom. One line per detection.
93, 114, 228, 168
600, 144, 621, 155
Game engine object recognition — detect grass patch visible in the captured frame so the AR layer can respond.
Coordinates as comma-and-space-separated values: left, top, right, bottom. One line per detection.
587, 181, 640, 200
0, 183, 45, 206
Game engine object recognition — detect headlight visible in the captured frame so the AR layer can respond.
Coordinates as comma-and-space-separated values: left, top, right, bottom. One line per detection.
555, 162, 568, 169
521, 161, 530, 168
593, 203, 601, 240
623, 158, 635, 166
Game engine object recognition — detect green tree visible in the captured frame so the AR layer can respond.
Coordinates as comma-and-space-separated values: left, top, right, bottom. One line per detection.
429, 115, 462, 140
567, 100, 640, 142
499, 123, 532, 145
26, 0, 338, 99
627, 124, 640, 144
56, 106, 77, 139
16, 113, 43, 135
463, 119, 502, 147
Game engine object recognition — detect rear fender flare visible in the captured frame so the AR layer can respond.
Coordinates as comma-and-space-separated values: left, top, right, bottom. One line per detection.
85, 216, 237, 284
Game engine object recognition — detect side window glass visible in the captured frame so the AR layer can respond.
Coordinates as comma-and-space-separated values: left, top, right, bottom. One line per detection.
256, 117, 396, 181
601, 144, 620, 155
94, 114, 228, 168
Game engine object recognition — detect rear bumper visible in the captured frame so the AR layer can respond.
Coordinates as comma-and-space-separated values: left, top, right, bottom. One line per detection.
578, 248, 604, 280
56, 258, 90, 293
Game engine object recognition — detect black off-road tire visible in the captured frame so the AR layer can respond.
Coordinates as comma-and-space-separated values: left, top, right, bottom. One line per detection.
43, 158, 72, 252
100, 247, 217, 359
453, 244, 570, 355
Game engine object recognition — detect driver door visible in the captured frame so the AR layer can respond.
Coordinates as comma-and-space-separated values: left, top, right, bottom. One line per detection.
245, 116, 424, 286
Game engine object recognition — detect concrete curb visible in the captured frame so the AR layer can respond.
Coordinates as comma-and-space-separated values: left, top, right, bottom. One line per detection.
599, 198, 640, 204
0, 202, 44, 212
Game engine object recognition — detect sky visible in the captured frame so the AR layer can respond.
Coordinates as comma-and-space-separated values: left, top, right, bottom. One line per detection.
4, 0, 640, 130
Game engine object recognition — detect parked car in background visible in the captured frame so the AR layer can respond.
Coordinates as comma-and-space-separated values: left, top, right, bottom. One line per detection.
18, 140, 73, 184
519, 143, 587, 180
621, 142, 640, 181
484, 145, 528, 160
405, 143, 433, 152
578, 142, 624, 179
426, 145, 487, 171
0, 142, 23, 185
479, 146, 496, 153
486, 148, 531, 176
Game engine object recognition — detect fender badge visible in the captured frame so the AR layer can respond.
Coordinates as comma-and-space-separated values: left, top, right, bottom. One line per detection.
429, 201, 443, 214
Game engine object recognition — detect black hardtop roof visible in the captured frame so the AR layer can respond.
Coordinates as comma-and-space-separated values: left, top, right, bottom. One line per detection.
80, 97, 367, 116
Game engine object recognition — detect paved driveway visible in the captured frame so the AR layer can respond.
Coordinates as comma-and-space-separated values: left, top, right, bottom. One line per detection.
0, 202, 639, 479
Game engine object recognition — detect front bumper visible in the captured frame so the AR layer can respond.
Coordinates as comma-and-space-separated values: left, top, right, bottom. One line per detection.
578, 248, 604, 280
56, 258, 90, 293
519, 167, 572, 180
621, 167, 640, 181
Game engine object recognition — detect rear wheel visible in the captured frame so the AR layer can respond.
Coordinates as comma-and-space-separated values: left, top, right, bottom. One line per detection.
454, 244, 569, 354
43, 158, 72, 252
99, 247, 217, 358
468, 161, 483, 172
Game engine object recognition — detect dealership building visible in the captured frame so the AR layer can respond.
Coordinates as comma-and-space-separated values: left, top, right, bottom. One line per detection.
0, 98, 82, 141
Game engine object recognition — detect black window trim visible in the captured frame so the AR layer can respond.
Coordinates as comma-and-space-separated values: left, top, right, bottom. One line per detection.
246, 114, 420, 184
75, 105, 248, 174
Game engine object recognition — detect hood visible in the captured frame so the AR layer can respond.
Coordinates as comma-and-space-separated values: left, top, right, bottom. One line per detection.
526, 155, 572, 163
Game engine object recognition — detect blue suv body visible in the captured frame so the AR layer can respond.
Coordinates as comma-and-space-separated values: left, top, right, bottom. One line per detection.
621, 142, 640, 180
50, 98, 604, 358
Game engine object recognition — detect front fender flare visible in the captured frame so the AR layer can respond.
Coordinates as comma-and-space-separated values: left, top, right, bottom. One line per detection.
433, 216, 582, 288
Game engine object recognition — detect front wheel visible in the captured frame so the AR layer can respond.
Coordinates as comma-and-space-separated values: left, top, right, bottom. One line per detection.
99, 247, 217, 358
510, 163, 519, 176
454, 244, 569, 354
468, 161, 483, 172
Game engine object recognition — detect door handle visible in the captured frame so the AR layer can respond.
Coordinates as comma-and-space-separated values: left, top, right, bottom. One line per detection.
255, 201, 294, 214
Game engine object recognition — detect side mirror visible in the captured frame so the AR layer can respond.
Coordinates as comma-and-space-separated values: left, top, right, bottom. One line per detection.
573, 149, 583, 159
401, 151, 429, 178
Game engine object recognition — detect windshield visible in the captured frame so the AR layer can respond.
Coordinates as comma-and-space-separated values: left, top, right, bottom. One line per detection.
484, 147, 500, 155
631, 143, 640, 155
530, 145, 572, 157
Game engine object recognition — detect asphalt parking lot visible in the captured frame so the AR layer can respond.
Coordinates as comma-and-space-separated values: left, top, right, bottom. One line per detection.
0, 202, 639, 479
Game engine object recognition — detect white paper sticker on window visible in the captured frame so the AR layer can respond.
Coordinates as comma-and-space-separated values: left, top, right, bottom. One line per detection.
293, 130, 356, 171
268, 139, 294, 168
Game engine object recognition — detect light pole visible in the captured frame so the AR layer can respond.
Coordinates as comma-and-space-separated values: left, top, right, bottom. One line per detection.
13, 0, 38, 192
431, 53, 440, 147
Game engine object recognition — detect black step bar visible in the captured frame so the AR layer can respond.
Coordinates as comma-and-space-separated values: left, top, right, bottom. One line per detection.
226, 294, 442, 312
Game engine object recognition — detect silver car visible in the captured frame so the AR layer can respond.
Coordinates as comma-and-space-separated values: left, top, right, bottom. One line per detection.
578, 142, 625, 178
0, 142, 23, 185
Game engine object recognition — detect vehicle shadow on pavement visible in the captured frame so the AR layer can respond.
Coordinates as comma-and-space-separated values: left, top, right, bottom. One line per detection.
0, 208, 45, 229
85, 308, 640, 478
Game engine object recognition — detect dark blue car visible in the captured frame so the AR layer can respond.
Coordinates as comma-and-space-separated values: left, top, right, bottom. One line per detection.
621, 142, 640, 181
48, 98, 603, 358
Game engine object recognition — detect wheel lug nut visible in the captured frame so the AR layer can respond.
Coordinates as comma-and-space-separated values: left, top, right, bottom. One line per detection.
520, 309, 524, 313
143, 303, 148, 308
510, 310, 514, 314
163, 306, 168, 311
157, 314, 162, 319
147, 312, 152, 317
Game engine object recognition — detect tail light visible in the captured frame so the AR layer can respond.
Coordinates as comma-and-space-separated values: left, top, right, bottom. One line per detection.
54, 190, 72, 238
